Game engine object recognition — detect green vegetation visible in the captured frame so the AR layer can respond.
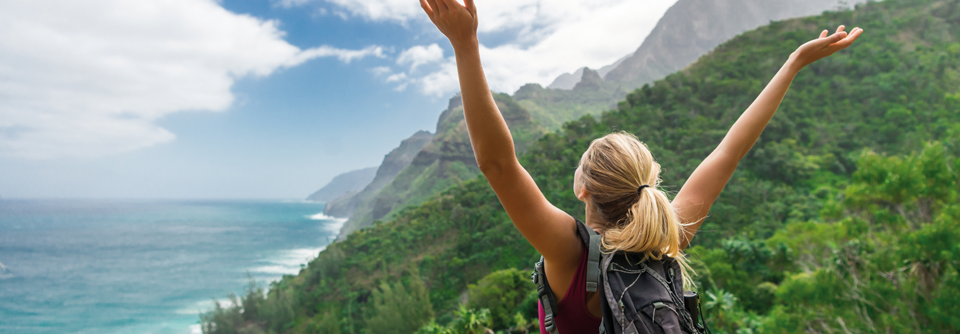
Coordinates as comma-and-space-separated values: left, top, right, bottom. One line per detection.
202, 0, 960, 333
466, 268, 535, 330
362, 275, 435, 334
687, 143, 959, 333
513, 71, 628, 132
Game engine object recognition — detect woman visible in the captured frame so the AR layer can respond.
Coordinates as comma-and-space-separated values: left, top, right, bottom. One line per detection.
419, 0, 862, 332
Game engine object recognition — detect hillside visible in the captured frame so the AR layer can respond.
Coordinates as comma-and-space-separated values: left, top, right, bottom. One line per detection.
202, 0, 960, 333
305, 167, 378, 203
335, 94, 542, 239
603, 0, 869, 87
545, 0, 870, 92
323, 131, 433, 218
330, 0, 858, 241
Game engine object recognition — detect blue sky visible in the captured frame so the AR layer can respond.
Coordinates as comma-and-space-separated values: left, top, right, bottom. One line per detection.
0, 0, 675, 199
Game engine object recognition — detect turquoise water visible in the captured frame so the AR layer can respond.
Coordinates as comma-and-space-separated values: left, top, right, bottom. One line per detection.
0, 199, 341, 334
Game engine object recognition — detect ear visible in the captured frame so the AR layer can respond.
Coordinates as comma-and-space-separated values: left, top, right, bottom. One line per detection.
577, 188, 590, 201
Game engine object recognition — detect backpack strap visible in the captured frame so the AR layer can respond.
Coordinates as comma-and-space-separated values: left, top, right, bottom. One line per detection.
531, 218, 598, 334
533, 256, 560, 334
575, 221, 601, 292
531, 218, 602, 334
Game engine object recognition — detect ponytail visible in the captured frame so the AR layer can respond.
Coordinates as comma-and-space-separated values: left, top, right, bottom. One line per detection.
578, 132, 694, 286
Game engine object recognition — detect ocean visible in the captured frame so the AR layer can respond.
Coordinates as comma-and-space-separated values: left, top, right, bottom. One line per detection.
0, 199, 342, 334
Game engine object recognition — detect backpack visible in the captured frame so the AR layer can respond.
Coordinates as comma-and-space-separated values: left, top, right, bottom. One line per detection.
532, 219, 709, 334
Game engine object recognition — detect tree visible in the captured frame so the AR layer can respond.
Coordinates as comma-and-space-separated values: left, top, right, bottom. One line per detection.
467, 268, 535, 330
363, 274, 435, 334
450, 306, 492, 334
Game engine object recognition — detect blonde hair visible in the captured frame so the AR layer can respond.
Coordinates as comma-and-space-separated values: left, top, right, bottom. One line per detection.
575, 131, 694, 284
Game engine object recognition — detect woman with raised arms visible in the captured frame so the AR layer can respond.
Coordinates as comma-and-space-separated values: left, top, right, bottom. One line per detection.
419, 0, 862, 332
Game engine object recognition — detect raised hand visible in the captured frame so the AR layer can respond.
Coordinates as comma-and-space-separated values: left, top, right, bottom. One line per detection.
420, 0, 478, 49
791, 25, 864, 68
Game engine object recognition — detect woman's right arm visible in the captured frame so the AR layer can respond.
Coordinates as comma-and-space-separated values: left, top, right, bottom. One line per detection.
420, 0, 579, 263
671, 26, 862, 248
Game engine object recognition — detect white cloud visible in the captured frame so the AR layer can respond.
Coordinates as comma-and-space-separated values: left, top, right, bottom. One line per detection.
386, 73, 408, 83
0, 0, 383, 159
322, 0, 422, 22
397, 44, 444, 72
308, 0, 678, 96
294, 45, 385, 64
370, 66, 393, 76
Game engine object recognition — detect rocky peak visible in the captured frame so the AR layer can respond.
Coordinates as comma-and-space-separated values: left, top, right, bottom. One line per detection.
573, 67, 603, 91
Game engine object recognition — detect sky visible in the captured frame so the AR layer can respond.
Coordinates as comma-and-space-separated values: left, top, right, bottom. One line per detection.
0, 0, 677, 199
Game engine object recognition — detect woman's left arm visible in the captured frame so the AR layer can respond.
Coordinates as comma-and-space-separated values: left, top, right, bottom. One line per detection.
673, 26, 863, 249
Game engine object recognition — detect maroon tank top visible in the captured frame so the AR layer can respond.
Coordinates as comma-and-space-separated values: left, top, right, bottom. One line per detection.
538, 243, 602, 334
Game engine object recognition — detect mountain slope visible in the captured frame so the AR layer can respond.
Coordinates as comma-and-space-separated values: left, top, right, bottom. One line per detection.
336, 93, 542, 239
511, 0, 871, 143
603, 0, 868, 87
323, 130, 433, 217
330, 0, 869, 241
201, 1, 960, 333
305, 167, 377, 202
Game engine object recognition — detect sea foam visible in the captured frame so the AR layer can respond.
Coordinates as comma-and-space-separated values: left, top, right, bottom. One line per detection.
176, 298, 239, 315
308, 212, 348, 233
252, 247, 326, 276
0, 260, 11, 279
308, 212, 342, 221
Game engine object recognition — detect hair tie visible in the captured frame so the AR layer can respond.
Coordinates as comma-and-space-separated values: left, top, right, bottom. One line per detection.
637, 185, 650, 196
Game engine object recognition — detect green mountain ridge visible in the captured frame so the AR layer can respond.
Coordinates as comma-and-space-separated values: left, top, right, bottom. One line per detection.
323, 131, 434, 218
602, 0, 870, 87
336, 93, 543, 240
331, 0, 869, 241
205, 0, 960, 333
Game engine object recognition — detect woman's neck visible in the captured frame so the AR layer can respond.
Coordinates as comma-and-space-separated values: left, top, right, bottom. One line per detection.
583, 201, 607, 234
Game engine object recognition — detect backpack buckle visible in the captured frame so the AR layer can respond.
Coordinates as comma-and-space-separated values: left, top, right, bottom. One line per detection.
543, 314, 556, 331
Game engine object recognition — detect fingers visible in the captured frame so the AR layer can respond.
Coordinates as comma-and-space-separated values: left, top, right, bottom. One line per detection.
437, 0, 462, 12
420, 0, 435, 18
817, 29, 848, 47
464, 0, 476, 15
425, 0, 441, 16
812, 25, 847, 46
819, 29, 829, 39
852, 27, 863, 40
434, 0, 449, 13
830, 27, 863, 50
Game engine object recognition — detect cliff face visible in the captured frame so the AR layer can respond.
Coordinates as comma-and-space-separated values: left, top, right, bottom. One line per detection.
602, 0, 867, 87
305, 167, 378, 202
323, 130, 433, 218
336, 93, 541, 240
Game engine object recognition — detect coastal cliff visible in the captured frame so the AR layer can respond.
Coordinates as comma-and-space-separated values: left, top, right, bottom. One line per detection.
305, 167, 377, 203
336, 93, 541, 239
323, 130, 433, 218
